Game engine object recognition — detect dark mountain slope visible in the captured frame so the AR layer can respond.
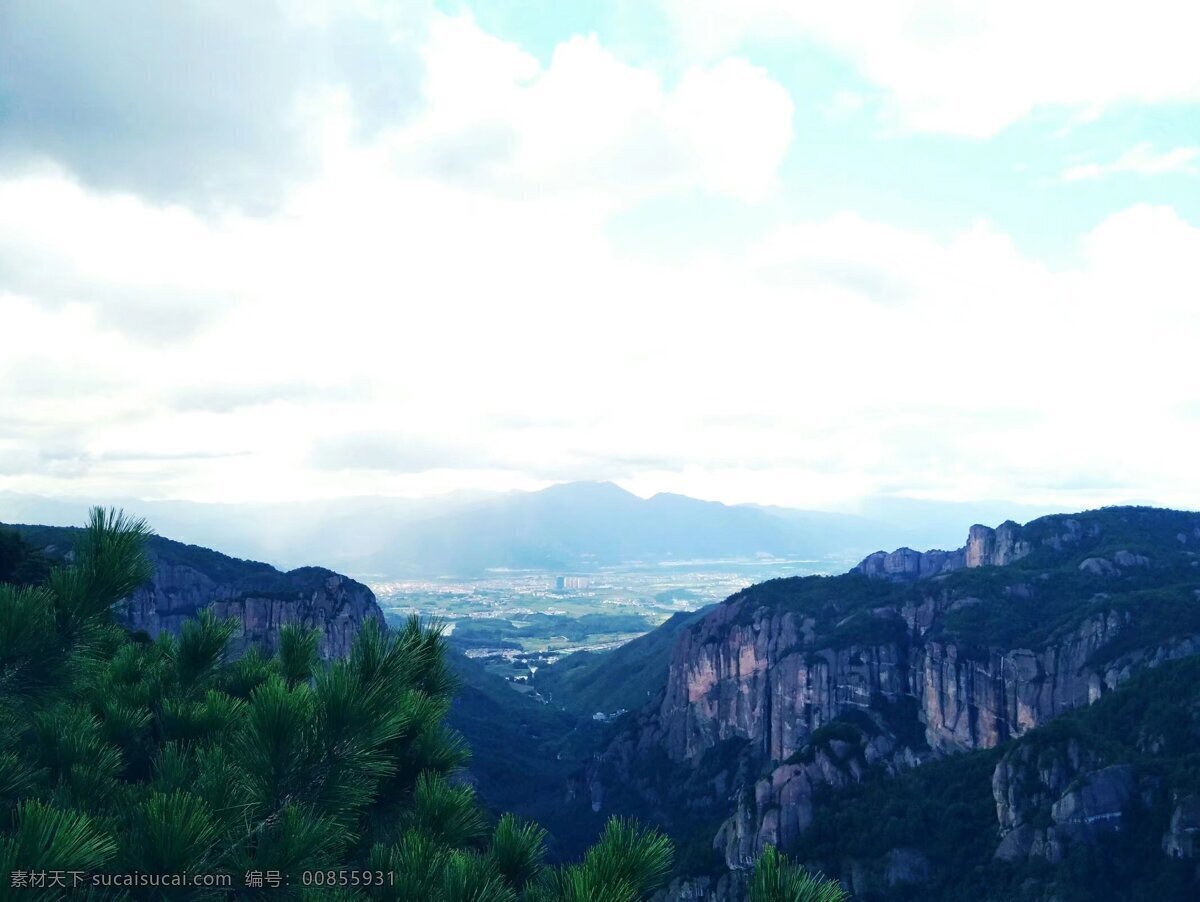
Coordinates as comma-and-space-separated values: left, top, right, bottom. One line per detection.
533, 605, 715, 716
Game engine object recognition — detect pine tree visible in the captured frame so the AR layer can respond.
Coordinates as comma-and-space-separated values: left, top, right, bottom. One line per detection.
746, 846, 847, 902
0, 508, 674, 900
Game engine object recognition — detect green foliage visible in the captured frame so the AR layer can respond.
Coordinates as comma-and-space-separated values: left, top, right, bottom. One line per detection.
785, 719, 865, 765
442, 648, 586, 822
531, 818, 673, 902
0, 585, 65, 701
125, 790, 220, 874
801, 745, 1004, 899
747, 846, 847, 902
279, 623, 321, 687
0, 526, 50, 587
0, 800, 118, 888
489, 814, 547, 889
0, 508, 674, 899
798, 656, 1200, 899
533, 606, 711, 715
409, 772, 488, 847
172, 609, 237, 690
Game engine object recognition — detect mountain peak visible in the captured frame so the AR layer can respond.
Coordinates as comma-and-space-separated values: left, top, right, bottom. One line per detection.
536, 481, 639, 501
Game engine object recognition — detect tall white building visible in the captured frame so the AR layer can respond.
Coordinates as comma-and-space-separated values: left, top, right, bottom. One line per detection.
554, 576, 590, 590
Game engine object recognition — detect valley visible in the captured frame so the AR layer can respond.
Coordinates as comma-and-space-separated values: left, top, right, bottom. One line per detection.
371, 555, 856, 695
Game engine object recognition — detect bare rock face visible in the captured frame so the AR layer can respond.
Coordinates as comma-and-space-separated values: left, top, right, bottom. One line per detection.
594, 587, 1199, 872
118, 542, 385, 660
1079, 557, 1119, 576
655, 602, 907, 766
1113, 550, 1150, 567
1164, 795, 1200, 859
854, 546, 964, 580
993, 741, 1135, 864
713, 734, 897, 869
915, 613, 1126, 752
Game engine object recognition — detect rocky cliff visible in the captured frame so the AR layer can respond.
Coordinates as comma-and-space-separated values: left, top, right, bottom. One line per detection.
853, 520, 1044, 579
991, 740, 1135, 864
122, 551, 384, 660
578, 507, 1200, 895
12, 524, 385, 659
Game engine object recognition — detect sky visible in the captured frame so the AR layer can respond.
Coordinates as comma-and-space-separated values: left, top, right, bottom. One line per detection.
0, 0, 1198, 513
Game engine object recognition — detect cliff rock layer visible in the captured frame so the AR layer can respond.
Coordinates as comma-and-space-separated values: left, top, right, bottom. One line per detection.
582, 507, 1200, 886
15, 524, 385, 660
122, 549, 384, 659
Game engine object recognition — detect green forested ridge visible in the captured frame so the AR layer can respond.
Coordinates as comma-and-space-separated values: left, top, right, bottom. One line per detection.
794, 654, 1200, 900
0, 528, 50, 587
727, 506, 1200, 657
0, 511, 844, 900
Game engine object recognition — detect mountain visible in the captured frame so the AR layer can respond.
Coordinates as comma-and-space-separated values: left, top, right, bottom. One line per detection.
1, 485, 1044, 577
377, 481, 875, 574
533, 605, 715, 716
548, 506, 1200, 899
4, 521, 385, 659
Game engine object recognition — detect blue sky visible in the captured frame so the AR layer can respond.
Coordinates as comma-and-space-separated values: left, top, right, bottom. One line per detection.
454, 0, 1200, 265
0, 1, 1198, 511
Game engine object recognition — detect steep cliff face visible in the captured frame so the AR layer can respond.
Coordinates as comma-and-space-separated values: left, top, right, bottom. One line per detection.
15, 524, 385, 660
655, 601, 907, 765
687, 613, 1198, 870
121, 550, 384, 660
1164, 795, 1200, 859
583, 507, 1200, 888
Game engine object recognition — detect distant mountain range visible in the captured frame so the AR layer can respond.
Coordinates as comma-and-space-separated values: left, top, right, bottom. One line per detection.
0, 483, 1056, 578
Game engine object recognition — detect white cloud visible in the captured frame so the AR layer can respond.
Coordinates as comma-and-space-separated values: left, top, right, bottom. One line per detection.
1062, 143, 1200, 181
0, 172, 237, 341
659, 0, 1200, 136
3, 6, 1200, 512
3, 139, 1199, 509
396, 14, 794, 202
0, 0, 432, 209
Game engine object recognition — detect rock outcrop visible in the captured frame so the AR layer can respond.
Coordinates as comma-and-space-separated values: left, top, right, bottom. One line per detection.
853, 521, 1038, 580
24, 527, 387, 660
1164, 795, 1200, 859
121, 547, 384, 659
993, 740, 1136, 863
